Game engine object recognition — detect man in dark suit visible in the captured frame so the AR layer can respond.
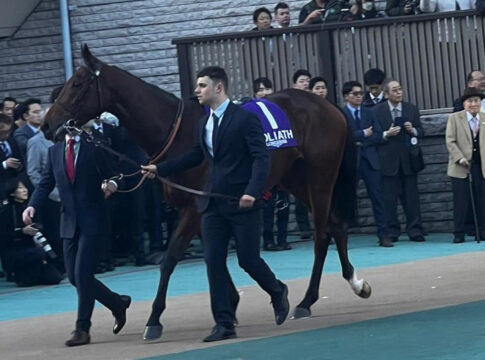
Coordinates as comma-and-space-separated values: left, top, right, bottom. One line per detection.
142, 66, 289, 342
0, 114, 24, 199
362, 68, 387, 108
373, 79, 426, 242
342, 81, 393, 247
22, 129, 131, 347
13, 98, 42, 162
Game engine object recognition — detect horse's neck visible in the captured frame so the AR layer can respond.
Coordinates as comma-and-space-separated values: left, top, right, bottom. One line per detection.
104, 66, 180, 156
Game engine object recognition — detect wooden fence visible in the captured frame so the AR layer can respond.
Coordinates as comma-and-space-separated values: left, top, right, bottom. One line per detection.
174, 10, 485, 112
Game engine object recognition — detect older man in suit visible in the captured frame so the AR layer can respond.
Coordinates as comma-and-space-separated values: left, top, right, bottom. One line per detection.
142, 66, 289, 342
342, 81, 392, 247
373, 79, 426, 242
23, 129, 131, 347
446, 87, 485, 243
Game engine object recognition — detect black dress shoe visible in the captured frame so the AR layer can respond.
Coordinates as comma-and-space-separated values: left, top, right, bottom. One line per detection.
113, 295, 131, 334
453, 236, 465, 244
390, 237, 399, 243
278, 243, 292, 251
65, 330, 90, 347
263, 243, 278, 251
203, 325, 236, 342
410, 235, 426, 242
272, 282, 289, 325
378, 237, 394, 247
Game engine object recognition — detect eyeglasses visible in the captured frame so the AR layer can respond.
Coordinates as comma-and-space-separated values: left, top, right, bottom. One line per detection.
350, 91, 364, 96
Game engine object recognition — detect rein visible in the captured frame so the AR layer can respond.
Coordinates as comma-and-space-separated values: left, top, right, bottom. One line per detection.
83, 132, 239, 203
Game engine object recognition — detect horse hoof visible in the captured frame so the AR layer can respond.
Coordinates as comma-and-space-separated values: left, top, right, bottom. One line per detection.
291, 307, 311, 319
143, 324, 163, 341
358, 281, 372, 299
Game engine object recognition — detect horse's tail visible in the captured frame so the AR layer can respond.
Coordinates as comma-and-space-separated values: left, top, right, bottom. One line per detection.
331, 116, 358, 224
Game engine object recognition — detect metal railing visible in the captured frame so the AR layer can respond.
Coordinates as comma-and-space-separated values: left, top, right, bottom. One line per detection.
173, 10, 484, 111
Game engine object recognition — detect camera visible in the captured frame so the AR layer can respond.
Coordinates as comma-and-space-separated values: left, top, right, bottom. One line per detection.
33, 232, 57, 259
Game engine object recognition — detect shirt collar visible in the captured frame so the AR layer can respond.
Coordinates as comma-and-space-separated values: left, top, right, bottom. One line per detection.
209, 98, 230, 120
466, 112, 480, 121
346, 103, 360, 115
388, 100, 402, 112
65, 134, 81, 143
370, 92, 383, 101
27, 124, 40, 134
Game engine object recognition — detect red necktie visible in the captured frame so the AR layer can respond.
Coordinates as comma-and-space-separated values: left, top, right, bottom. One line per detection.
66, 138, 75, 183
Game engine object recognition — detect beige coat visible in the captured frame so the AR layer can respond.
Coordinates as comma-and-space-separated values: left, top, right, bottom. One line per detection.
446, 110, 485, 179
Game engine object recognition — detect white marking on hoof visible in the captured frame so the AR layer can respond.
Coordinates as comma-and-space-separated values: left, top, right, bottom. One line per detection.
348, 272, 364, 294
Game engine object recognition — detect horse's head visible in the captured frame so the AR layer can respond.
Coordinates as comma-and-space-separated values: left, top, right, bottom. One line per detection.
43, 44, 108, 140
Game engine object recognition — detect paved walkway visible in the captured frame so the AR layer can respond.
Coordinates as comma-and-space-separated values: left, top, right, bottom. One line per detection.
1, 234, 484, 359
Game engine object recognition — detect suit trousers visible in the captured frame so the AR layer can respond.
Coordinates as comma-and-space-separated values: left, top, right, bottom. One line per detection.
262, 188, 289, 246
382, 168, 423, 238
63, 230, 123, 332
451, 163, 485, 236
357, 157, 388, 238
201, 201, 283, 328
294, 200, 311, 233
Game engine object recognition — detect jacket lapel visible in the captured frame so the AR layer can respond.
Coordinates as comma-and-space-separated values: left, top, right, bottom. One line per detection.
199, 113, 210, 156
460, 112, 473, 146
479, 112, 485, 148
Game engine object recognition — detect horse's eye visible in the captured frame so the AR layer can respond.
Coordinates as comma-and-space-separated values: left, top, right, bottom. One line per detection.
73, 81, 80, 87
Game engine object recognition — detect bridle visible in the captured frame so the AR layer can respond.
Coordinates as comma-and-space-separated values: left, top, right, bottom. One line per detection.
52, 65, 241, 204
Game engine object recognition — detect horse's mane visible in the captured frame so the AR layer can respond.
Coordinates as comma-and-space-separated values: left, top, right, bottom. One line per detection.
111, 65, 180, 104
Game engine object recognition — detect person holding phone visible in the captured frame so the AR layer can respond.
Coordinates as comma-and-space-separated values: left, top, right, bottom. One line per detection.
299, 0, 342, 24
373, 79, 426, 243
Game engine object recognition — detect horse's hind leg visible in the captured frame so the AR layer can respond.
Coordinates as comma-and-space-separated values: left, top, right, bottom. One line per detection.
282, 165, 333, 319
143, 202, 200, 341
329, 214, 371, 299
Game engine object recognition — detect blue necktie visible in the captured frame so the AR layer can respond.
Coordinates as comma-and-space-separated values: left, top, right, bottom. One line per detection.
0, 141, 10, 157
354, 109, 362, 130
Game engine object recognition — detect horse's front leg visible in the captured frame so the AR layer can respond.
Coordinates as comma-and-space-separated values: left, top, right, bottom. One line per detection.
143, 203, 200, 341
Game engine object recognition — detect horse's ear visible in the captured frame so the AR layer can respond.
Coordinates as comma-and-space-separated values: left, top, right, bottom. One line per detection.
81, 43, 103, 71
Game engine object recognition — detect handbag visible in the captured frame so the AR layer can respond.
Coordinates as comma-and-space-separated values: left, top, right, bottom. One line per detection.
409, 143, 425, 173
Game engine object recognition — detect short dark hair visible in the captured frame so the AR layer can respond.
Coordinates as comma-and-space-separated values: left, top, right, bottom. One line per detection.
274, 2, 290, 14
253, 77, 273, 94
467, 70, 482, 83
293, 69, 312, 84
382, 78, 397, 93
363, 68, 386, 86
0, 113, 12, 126
2, 97, 17, 109
310, 76, 327, 90
17, 98, 41, 121
50, 86, 64, 103
197, 66, 229, 91
253, 7, 272, 23
342, 81, 362, 96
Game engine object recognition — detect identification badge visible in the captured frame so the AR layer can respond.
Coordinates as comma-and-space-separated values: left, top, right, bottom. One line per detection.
410, 137, 418, 145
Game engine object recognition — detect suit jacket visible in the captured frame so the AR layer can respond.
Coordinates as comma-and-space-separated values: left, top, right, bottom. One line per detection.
13, 124, 37, 162
342, 105, 383, 170
29, 138, 118, 238
157, 101, 269, 213
26, 132, 60, 202
373, 101, 424, 176
446, 110, 485, 179
0, 138, 23, 199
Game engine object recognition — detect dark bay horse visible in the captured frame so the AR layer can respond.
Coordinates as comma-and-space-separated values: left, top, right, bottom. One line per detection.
43, 44, 371, 340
